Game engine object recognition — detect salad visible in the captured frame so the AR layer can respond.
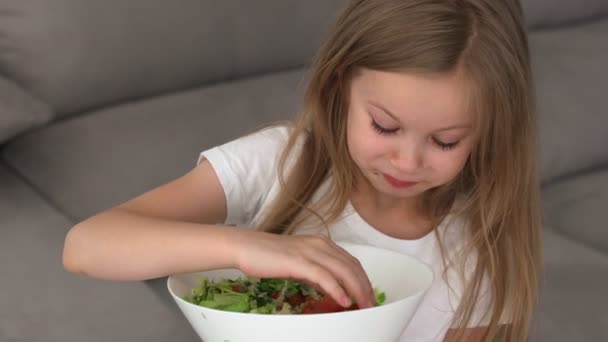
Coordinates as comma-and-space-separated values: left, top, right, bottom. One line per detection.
183, 276, 386, 314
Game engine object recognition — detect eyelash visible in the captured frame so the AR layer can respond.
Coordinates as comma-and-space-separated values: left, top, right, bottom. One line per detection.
371, 120, 399, 134
370, 120, 459, 151
433, 138, 459, 151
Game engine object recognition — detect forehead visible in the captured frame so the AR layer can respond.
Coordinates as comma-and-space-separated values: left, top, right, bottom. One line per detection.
350, 68, 474, 126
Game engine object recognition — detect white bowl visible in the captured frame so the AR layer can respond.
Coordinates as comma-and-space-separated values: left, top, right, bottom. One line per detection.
167, 241, 433, 342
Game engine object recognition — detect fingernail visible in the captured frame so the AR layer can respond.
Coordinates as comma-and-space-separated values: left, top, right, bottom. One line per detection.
342, 296, 352, 307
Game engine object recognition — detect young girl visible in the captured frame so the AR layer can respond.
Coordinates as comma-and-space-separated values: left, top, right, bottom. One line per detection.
63, 0, 541, 341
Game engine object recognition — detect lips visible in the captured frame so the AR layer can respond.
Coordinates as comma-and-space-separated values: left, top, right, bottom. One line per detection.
383, 174, 417, 189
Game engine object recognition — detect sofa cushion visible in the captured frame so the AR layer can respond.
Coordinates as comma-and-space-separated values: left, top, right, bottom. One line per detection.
522, 0, 608, 29
2, 69, 304, 221
0, 163, 199, 342
542, 169, 608, 254
530, 18, 608, 184
533, 228, 608, 341
0, 76, 52, 144
0, 0, 344, 116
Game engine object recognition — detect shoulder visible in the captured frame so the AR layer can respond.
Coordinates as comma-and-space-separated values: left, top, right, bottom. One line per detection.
198, 124, 298, 173
203, 124, 292, 157
196, 124, 304, 226
248, 124, 292, 144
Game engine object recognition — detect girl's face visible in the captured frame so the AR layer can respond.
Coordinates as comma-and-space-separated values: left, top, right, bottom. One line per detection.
346, 68, 475, 200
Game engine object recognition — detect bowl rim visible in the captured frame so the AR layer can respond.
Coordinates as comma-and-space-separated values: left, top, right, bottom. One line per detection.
166, 242, 434, 317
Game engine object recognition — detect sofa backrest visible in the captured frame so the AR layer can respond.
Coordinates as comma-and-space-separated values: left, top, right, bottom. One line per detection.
1, 0, 607, 178
0, 0, 347, 117
522, 0, 608, 29
2, 0, 607, 118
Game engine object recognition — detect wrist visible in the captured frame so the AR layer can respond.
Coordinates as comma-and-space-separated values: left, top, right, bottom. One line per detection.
217, 225, 254, 270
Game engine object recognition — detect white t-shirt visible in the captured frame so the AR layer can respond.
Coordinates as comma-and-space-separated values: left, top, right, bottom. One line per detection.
198, 126, 494, 342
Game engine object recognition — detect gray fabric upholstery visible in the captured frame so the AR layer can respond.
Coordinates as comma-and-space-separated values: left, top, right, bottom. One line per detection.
0, 76, 52, 144
0, 0, 345, 116
522, 0, 608, 29
0, 163, 199, 342
531, 19, 608, 184
2, 69, 305, 221
0, 1, 607, 341
533, 228, 608, 341
542, 169, 608, 254
5, 15, 608, 220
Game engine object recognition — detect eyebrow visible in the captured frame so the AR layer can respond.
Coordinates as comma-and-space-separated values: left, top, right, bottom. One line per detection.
368, 101, 471, 132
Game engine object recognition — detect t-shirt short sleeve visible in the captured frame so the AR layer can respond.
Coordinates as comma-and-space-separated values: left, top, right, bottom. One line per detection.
197, 126, 291, 226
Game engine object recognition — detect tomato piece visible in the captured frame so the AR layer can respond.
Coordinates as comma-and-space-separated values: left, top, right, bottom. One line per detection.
285, 293, 305, 306
301, 296, 346, 314
270, 291, 306, 307
231, 285, 246, 293
300, 297, 318, 314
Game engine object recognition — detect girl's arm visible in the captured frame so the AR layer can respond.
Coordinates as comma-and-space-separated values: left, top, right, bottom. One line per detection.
62, 160, 377, 308
62, 160, 242, 280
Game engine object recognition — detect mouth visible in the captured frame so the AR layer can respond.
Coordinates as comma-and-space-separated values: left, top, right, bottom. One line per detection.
382, 174, 418, 189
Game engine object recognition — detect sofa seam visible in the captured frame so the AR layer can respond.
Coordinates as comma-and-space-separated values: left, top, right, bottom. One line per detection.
0, 158, 78, 224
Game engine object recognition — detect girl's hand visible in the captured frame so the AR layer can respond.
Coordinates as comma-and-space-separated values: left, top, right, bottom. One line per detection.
233, 231, 376, 309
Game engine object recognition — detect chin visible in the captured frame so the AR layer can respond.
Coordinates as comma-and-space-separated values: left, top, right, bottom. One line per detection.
388, 188, 426, 198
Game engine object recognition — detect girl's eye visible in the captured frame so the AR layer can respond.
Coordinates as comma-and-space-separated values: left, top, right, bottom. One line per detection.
433, 137, 459, 151
370, 118, 460, 150
371, 120, 399, 135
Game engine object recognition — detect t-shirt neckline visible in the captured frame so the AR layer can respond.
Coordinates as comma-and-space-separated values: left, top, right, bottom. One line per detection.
342, 200, 437, 247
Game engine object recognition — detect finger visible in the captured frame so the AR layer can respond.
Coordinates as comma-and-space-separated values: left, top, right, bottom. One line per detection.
316, 250, 375, 308
295, 262, 352, 307
329, 243, 376, 305
299, 236, 373, 307
315, 239, 375, 307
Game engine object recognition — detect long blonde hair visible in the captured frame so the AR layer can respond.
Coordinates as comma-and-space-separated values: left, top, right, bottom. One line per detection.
256, 0, 541, 341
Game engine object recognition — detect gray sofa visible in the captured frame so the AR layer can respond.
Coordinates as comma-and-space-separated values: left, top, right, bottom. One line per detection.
1, 1, 607, 341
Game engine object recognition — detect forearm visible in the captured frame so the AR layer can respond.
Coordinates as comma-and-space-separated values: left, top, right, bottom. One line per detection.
62, 208, 243, 281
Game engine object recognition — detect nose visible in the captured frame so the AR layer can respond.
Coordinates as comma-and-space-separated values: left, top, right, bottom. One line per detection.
389, 142, 423, 173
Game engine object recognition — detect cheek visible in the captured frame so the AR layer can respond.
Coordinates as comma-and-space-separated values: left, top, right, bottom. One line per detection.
359, 140, 387, 162
347, 112, 377, 160
427, 149, 471, 180
348, 127, 388, 164
347, 130, 369, 163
